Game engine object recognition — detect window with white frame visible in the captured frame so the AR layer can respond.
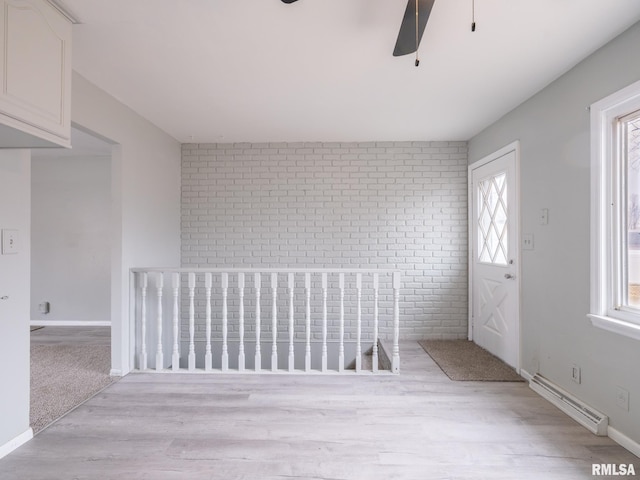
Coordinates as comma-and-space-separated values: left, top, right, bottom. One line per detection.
590, 79, 640, 340
621, 111, 640, 310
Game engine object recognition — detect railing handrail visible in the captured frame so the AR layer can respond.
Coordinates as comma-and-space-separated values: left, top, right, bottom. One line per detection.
131, 267, 400, 275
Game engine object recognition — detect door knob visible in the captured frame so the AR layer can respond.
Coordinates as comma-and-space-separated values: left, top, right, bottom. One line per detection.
504, 274, 514, 279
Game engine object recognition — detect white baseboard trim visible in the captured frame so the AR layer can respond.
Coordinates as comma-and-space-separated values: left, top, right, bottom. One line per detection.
110, 369, 123, 377
520, 368, 534, 382
0, 428, 33, 460
30, 320, 111, 327
608, 426, 640, 458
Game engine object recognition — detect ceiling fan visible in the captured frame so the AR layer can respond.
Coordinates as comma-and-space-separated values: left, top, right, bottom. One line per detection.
280, 0, 438, 63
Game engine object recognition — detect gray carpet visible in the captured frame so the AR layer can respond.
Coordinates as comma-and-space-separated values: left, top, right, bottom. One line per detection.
30, 344, 114, 434
418, 340, 524, 382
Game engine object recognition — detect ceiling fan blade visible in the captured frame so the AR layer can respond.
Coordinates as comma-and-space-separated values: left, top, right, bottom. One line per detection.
281, 0, 299, 3
393, 0, 436, 57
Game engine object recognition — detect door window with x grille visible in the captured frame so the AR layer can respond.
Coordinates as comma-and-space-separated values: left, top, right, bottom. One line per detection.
477, 172, 508, 265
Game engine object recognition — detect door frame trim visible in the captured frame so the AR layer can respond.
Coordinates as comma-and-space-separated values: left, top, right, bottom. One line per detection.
468, 141, 521, 372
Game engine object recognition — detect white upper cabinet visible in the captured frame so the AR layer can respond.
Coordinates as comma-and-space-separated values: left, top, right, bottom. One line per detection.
0, 0, 71, 148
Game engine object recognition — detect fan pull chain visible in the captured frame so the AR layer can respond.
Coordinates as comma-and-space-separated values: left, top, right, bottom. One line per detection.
415, 0, 420, 66
471, 0, 476, 31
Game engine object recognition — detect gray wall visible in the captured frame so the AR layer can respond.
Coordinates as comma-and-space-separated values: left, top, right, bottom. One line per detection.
31, 156, 111, 323
0, 150, 31, 450
71, 72, 182, 374
181, 141, 469, 340
469, 22, 640, 443
1, 71, 182, 453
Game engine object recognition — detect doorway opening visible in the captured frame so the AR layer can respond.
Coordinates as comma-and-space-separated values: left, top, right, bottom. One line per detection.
29, 127, 115, 433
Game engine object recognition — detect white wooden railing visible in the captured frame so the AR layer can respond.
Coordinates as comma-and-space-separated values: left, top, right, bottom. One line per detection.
130, 268, 400, 374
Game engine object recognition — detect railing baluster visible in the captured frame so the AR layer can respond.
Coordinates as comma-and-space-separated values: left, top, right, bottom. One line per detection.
288, 272, 295, 372
392, 271, 401, 374
271, 273, 278, 372
221, 272, 229, 372
255, 273, 261, 372
338, 272, 345, 373
356, 273, 362, 373
321, 273, 328, 373
188, 272, 196, 371
372, 273, 379, 373
204, 273, 213, 371
305, 272, 311, 372
155, 272, 164, 371
140, 272, 148, 370
171, 273, 180, 372
238, 272, 245, 372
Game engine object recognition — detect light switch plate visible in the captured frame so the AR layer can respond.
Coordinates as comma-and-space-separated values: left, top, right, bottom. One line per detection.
2, 229, 19, 254
540, 208, 549, 225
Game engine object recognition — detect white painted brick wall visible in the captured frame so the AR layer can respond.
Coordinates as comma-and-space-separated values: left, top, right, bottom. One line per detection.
181, 141, 468, 341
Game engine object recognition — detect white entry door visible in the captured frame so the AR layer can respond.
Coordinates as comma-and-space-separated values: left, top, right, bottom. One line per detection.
470, 145, 520, 370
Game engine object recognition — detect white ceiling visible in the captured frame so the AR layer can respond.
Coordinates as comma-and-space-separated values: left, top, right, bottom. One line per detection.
62, 0, 640, 144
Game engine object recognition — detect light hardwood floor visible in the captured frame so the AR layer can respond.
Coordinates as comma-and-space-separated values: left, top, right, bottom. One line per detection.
2, 340, 637, 479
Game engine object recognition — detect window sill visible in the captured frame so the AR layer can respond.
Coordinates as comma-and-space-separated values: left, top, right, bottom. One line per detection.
588, 314, 640, 341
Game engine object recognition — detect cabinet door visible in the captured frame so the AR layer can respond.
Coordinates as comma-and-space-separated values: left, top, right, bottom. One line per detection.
0, 0, 71, 145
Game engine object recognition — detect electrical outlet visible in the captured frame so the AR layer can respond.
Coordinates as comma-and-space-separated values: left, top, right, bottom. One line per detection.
571, 364, 581, 384
38, 301, 50, 314
523, 234, 534, 250
616, 387, 629, 411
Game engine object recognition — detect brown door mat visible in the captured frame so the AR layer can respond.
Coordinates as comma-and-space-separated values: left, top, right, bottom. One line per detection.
419, 340, 524, 382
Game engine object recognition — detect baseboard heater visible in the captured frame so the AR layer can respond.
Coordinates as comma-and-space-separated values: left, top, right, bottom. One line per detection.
529, 374, 608, 436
